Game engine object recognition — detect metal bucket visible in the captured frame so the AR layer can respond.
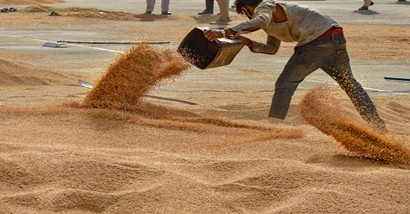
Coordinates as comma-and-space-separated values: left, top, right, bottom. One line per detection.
177, 27, 244, 69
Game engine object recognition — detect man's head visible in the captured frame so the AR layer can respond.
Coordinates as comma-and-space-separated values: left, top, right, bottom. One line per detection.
234, 0, 262, 19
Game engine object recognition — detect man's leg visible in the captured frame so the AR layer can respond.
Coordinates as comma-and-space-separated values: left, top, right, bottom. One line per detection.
268, 46, 319, 119
321, 47, 386, 131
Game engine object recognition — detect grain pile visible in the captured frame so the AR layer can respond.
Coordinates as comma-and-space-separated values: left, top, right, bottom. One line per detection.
1, 1, 410, 212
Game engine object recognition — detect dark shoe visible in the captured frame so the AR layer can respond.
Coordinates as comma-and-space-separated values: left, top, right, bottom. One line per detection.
198, 10, 213, 15
370, 1, 374, 6
358, 6, 368, 10
161, 11, 171, 15
144, 11, 152, 14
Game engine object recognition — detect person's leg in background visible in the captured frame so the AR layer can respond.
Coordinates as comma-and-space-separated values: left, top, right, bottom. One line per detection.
161, 0, 171, 15
210, 0, 230, 24
359, 0, 374, 10
145, 0, 155, 14
198, 0, 214, 15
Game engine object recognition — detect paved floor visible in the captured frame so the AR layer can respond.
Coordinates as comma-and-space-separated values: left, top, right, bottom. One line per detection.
4, 0, 408, 25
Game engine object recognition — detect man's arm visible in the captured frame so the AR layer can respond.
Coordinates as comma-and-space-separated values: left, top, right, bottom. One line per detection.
239, 35, 281, 55
230, 3, 276, 35
253, 35, 281, 54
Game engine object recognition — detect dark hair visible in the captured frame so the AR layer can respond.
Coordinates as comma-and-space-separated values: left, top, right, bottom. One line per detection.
235, 0, 263, 14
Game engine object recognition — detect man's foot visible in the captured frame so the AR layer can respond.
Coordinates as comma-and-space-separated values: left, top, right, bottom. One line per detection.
260, 117, 297, 126
358, 6, 368, 10
370, 121, 388, 134
198, 10, 213, 15
161, 11, 171, 15
144, 11, 152, 14
209, 18, 231, 25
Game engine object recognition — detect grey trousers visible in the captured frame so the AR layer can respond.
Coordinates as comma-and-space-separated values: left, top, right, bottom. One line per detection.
146, 0, 170, 13
268, 34, 386, 129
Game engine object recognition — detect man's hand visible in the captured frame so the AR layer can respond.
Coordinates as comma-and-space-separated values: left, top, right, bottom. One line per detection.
236, 36, 253, 48
203, 30, 224, 42
224, 28, 236, 38
203, 28, 237, 41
